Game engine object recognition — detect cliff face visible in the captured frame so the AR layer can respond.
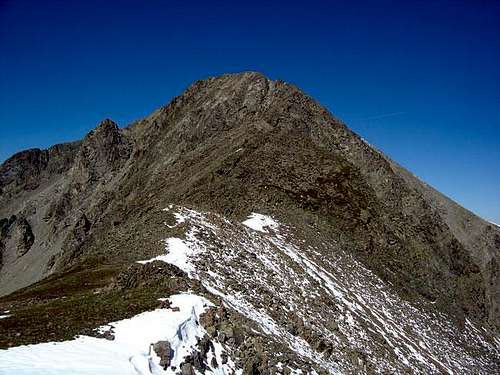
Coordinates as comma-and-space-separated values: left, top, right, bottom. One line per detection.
0, 72, 499, 372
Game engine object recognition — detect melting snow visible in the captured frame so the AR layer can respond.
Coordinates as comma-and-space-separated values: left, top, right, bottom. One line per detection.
0, 294, 237, 375
242, 213, 280, 233
145, 206, 500, 374
25, 205, 494, 374
138, 238, 196, 276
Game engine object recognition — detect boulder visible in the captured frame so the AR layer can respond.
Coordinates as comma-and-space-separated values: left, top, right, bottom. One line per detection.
152, 340, 173, 369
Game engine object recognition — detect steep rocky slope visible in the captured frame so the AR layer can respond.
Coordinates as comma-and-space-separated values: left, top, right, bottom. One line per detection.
0, 72, 499, 373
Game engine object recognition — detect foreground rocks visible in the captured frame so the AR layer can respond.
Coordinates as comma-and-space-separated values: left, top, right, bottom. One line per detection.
152, 340, 173, 369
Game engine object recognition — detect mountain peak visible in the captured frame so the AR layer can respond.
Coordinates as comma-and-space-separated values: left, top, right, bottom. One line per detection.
0, 73, 499, 373
96, 118, 119, 130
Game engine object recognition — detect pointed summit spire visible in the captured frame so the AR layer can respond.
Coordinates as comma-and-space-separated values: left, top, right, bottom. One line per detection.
96, 118, 119, 130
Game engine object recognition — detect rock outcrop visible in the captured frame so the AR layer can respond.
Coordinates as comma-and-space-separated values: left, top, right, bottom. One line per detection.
152, 340, 173, 369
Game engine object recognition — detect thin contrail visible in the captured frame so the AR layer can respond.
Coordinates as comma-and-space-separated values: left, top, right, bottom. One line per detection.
362, 111, 405, 120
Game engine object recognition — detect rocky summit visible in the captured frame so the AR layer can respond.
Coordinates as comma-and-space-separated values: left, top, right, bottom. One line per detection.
0, 72, 499, 374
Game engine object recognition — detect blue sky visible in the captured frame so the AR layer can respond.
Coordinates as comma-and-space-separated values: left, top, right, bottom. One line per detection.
1, 0, 499, 223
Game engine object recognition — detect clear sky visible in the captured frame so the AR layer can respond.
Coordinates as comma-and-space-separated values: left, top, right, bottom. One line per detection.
1, 0, 499, 223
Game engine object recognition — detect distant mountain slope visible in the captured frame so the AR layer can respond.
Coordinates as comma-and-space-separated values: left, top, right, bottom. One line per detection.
0, 72, 499, 373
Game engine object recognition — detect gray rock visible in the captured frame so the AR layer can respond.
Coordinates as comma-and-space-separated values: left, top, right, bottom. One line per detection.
152, 340, 173, 369
180, 362, 194, 375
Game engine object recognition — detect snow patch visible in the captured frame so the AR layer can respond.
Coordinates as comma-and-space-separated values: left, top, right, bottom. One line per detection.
242, 213, 280, 233
0, 293, 236, 375
137, 238, 196, 276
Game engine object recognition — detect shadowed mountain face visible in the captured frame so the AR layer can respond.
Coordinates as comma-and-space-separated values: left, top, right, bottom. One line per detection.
0, 72, 499, 372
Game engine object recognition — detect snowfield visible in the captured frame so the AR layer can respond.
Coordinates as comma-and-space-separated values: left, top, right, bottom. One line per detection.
0, 294, 239, 375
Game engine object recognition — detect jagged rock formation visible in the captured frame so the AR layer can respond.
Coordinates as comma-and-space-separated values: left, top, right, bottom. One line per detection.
71, 118, 131, 187
0, 215, 35, 259
0, 72, 499, 373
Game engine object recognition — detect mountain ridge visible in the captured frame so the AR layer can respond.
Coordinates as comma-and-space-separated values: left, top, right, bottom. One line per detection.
0, 72, 499, 373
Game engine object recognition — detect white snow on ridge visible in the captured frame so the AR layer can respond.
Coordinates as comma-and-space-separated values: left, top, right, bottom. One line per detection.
25, 205, 492, 374
0, 294, 236, 375
146, 206, 500, 374
242, 213, 280, 233
0, 314, 11, 320
138, 238, 197, 276
152, 208, 341, 373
